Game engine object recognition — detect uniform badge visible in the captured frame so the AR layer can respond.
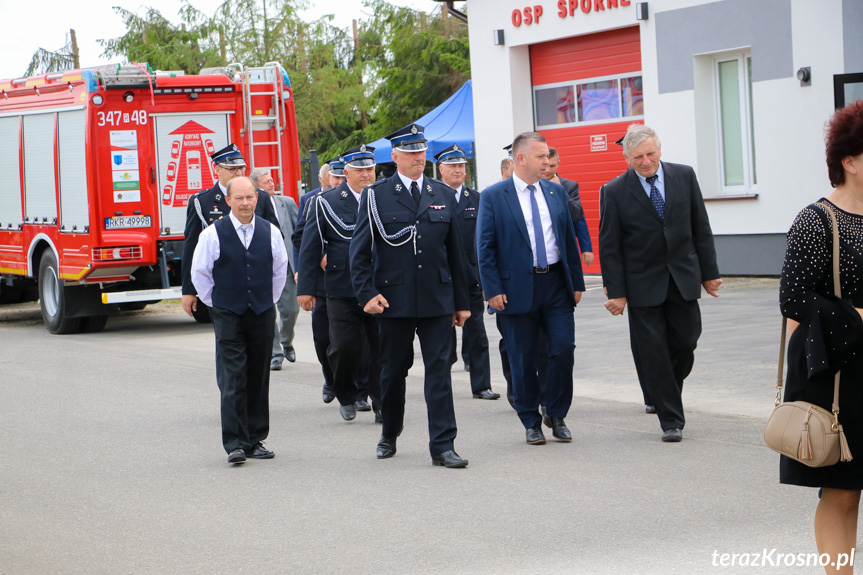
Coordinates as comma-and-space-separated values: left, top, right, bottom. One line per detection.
395, 183, 403, 192
426, 184, 432, 193
360, 144, 367, 153
410, 125, 418, 135
454, 144, 460, 152
463, 190, 469, 198
341, 190, 348, 198
215, 194, 222, 201
430, 205, 446, 210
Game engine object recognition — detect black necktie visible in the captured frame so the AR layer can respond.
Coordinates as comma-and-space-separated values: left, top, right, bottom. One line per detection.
646, 174, 664, 219
410, 181, 421, 206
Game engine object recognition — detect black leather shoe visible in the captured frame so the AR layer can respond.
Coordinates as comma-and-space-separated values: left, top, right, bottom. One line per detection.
526, 425, 546, 445
270, 358, 282, 371
376, 436, 397, 459
432, 450, 468, 468
245, 442, 275, 459
645, 404, 657, 414
322, 384, 335, 404
374, 409, 383, 424
541, 405, 552, 428
472, 389, 500, 400
228, 448, 246, 464
285, 348, 296, 363
340, 403, 357, 421
661, 428, 683, 442
464, 361, 470, 372
550, 417, 572, 442
355, 398, 372, 411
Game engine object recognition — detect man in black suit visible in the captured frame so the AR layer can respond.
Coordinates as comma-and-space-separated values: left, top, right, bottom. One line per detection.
599, 124, 721, 442
297, 146, 381, 423
435, 144, 499, 401
349, 125, 471, 468
181, 143, 280, 321
190, 177, 288, 464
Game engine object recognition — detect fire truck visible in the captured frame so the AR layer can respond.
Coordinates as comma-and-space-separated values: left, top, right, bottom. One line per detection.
0, 62, 301, 333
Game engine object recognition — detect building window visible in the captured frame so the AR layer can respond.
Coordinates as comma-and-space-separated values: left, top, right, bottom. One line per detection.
714, 54, 756, 190
534, 73, 643, 129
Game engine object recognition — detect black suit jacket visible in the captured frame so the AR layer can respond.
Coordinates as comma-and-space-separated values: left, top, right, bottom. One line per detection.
349, 174, 470, 318
297, 181, 360, 300
181, 183, 279, 295
598, 162, 719, 308
558, 177, 584, 225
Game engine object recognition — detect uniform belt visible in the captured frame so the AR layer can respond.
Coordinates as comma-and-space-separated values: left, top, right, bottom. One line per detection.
533, 262, 562, 274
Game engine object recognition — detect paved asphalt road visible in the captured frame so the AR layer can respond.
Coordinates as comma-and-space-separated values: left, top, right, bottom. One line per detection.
0, 278, 838, 574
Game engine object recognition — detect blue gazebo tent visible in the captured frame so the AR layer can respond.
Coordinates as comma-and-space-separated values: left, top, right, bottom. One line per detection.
368, 80, 475, 164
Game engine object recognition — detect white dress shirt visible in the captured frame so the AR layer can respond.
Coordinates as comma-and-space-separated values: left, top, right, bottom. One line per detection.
512, 174, 560, 267
453, 184, 464, 204
396, 172, 424, 197
191, 212, 289, 308
347, 184, 362, 203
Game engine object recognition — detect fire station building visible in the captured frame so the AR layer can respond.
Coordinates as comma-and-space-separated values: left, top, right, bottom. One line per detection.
467, 0, 863, 275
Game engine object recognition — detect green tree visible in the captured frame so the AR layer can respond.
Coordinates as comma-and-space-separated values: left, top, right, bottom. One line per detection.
98, 6, 223, 74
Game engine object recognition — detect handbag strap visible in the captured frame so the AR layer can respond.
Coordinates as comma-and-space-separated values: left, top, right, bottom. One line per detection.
777, 202, 842, 422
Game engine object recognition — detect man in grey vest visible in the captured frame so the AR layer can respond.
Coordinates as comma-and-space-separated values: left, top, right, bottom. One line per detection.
191, 177, 288, 464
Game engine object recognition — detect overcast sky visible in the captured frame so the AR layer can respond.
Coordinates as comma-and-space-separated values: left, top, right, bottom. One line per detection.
0, 0, 435, 79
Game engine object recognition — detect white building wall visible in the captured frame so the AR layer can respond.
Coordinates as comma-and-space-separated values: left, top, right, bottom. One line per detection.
468, 0, 849, 242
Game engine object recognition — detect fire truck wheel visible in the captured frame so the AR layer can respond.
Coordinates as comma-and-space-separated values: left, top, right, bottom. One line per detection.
80, 315, 108, 333
38, 251, 82, 334
192, 298, 212, 323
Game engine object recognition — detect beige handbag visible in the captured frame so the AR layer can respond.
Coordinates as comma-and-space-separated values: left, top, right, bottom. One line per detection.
764, 202, 853, 467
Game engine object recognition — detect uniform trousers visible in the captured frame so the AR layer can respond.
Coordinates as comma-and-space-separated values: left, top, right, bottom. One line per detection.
499, 266, 574, 429
272, 273, 299, 362
378, 315, 458, 456
210, 305, 275, 453
626, 277, 701, 431
326, 297, 381, 410
451, 292, 491, 394
311, 296, 334, 387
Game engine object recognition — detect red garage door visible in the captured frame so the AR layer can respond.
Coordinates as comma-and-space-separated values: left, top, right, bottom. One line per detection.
531, 26, 642, 274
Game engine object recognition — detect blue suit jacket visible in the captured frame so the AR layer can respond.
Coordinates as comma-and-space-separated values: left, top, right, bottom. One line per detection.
476, 177, 586, 315
349, 174, 470, 318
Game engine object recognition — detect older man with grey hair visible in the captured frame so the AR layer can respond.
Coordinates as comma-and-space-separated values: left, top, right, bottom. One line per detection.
251, 168, 300, 370
599, 123, 721, 443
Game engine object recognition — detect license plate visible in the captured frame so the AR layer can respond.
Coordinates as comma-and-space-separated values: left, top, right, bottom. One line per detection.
105, 215, 151, 229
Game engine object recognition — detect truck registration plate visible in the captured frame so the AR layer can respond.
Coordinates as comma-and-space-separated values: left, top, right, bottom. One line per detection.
105, 215, 152, 229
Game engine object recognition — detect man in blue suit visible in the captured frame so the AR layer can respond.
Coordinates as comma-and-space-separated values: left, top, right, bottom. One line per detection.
477, 131, 585, 445
350, 124, 471, 469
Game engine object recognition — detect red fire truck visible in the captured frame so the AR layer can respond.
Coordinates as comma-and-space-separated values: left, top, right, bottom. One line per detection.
0, 62, 301, 333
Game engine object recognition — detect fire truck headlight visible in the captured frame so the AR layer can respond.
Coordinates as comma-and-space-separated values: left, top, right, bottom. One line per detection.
92, 95, 103, 106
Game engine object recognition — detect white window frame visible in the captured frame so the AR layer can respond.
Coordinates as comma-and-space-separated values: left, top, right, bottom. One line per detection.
533, 72, 644, 130
713, 53, 756, 193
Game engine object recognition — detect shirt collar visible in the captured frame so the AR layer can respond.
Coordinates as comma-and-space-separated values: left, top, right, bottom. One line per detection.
636, 162, 664, 187
346, 184, 362, 202
218, 181, 228, 195
512, 173, 538, 195
396, 171, 424, 192
229, 212, 254, 231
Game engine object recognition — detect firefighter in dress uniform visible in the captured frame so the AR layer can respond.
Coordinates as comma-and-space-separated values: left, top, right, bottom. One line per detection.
297, 146, 382, 423
349, 124, 472, 469
435, 144, 500, 401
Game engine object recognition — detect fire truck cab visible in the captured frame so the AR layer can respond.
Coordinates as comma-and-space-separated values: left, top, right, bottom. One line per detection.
0, 62, 301, 333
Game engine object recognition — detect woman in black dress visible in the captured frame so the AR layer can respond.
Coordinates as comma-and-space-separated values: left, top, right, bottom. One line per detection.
780, 100, 863, 573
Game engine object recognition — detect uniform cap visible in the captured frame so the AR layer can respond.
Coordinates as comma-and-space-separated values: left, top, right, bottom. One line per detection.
343, 145, 376, 168
210, 143, 246, 167
327, 155, 346, 177
386, 123, 428, 152
434, 143, 467, 165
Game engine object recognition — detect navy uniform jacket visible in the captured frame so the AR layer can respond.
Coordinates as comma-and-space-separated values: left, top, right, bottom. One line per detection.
451, 185, 482, 293
349, 174, 470, 318
292, 187, 326, 296
297, 181, 359, 300
476, 177, 586, 315
181, 183, 279, 296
